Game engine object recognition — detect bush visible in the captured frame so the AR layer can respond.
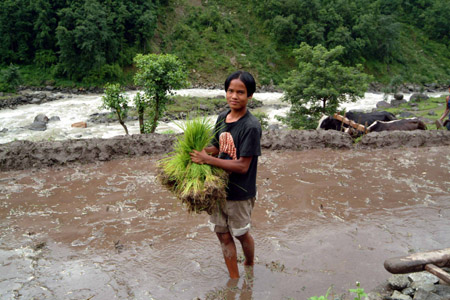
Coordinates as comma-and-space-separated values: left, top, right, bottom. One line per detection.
0, 64, 22, 92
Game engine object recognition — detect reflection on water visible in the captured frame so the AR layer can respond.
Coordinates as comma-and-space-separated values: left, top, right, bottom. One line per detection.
0, 147, 449, 299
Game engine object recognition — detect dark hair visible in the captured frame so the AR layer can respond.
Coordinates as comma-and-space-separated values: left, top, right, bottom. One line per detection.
224, 71, 256, 97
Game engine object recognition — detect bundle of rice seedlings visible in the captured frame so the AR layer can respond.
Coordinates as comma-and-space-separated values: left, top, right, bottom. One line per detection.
158, 117, 228, 214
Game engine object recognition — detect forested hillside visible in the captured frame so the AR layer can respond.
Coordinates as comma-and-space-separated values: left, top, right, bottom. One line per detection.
1, 0, 449, 88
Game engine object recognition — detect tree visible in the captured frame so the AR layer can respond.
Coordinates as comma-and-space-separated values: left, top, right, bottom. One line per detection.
133, 53, 189, 133
133, 91, 149, 134
55, 1, 118, 81
280, 42, 372, 129
0, 64, 22, 92
101, 83, 129, 135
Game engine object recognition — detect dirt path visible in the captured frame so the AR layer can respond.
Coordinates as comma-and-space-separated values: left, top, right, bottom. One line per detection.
0, 147, 449, 299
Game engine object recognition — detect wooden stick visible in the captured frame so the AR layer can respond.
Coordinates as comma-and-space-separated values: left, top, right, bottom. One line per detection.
425, 264, 450, 284
384, 248, 450, 274
333, 113, 369, 133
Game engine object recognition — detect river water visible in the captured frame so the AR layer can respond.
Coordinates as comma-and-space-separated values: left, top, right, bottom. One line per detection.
1, 89, 443, 144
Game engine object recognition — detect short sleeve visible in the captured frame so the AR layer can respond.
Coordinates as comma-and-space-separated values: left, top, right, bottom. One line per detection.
238, 126, 261, 157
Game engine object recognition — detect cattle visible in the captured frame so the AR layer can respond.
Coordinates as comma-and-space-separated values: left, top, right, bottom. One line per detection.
367, 118, 427, 132
317, 111, 397, 131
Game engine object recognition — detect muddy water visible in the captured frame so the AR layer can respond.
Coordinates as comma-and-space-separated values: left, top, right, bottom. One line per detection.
0, 148, 449, 300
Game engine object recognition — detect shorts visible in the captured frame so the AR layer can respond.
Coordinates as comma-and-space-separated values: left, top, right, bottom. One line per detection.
209, 197, 256, 237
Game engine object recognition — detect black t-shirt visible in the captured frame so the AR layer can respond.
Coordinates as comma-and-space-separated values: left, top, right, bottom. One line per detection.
212, 109, 262, 201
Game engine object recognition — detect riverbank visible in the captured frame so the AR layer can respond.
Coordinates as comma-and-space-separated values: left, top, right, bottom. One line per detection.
1, 129, 450, 171
1, 81, 449, 110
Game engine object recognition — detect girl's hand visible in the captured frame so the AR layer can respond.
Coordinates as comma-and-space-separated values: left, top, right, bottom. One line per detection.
190, 149, 209, 164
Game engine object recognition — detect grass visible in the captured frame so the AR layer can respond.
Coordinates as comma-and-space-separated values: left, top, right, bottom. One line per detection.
157, 116, 228, 214
308, 282, 367, 300
379, 95, 447, 130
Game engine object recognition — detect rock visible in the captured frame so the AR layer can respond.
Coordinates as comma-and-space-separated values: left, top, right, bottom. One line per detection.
36, 93, 47, 100
413, 288, 443, 300
410, 93, 429, 102
427, 111, 437, 116
0, 128, 8, 133
394, 93, 404, 100
409, 272, 440, 285
391, 99, 407, 107
49, 116, 61, 122
406, 84, 416, 92
365, 291, 385, 300
411, 282, 437, 293
268, 124, 280, 130
434, 285, 450, 299
391, 290, 412, 300
399, 112, 416, 118
71, 122, 87, 128
376, 101, 391, 108
403, 287, 415, 296
389, 274, 410, 290
28, 121, 47, 131
34, 114, 49, 123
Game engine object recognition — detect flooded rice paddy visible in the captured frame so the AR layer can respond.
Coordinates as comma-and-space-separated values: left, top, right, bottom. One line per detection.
0, 147, 449, 299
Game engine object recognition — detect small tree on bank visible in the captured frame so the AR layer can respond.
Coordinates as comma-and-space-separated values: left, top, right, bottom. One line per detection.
280, 42, 372, 129
101, 83, 129, 135
133, 53, 189, 133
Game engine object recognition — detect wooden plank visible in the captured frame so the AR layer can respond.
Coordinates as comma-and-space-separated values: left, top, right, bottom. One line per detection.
384, 248, 450, 274
333, 113, 369, 133
425, 264, 450, 284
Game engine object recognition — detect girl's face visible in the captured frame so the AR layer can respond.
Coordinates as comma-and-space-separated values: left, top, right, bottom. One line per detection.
226, 79, 252, 112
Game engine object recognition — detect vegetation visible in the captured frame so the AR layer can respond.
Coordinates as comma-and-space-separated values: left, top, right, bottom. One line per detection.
101, 83, 129, 135
0, 64, 22, 92
308, 282, 367, 300
158, 117, 227, 214
380, 95, 447, 130
253, 111, 270, 130
280, 43, 372, 129
1, 0, 449, 89
133, 53, 189, 133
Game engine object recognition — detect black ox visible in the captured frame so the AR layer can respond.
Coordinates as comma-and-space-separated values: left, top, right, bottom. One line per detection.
367, 118, 427, 132
317, 111, 397, 131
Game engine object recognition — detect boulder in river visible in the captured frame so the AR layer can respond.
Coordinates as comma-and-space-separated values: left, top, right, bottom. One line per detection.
28, 114, 49, 131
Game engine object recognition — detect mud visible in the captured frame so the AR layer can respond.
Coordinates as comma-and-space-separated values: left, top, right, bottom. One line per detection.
2, 129, 450, 172
1, 145, 449, 299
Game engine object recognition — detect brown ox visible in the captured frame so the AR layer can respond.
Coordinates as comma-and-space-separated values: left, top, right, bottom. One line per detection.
367, 118, 427, 132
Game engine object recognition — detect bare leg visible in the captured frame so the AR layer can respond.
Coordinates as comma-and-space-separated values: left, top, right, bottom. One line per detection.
216, 232, 239, 278
236, 232, 254, 266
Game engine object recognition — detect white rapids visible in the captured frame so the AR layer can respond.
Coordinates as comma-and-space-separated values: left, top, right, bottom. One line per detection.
0, 89, 444, 144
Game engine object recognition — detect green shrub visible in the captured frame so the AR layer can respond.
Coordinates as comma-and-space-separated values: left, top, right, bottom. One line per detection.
0, 64, 22, 92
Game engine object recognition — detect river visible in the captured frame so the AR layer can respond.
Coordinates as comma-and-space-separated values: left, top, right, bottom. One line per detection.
0, 89, 444, 144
